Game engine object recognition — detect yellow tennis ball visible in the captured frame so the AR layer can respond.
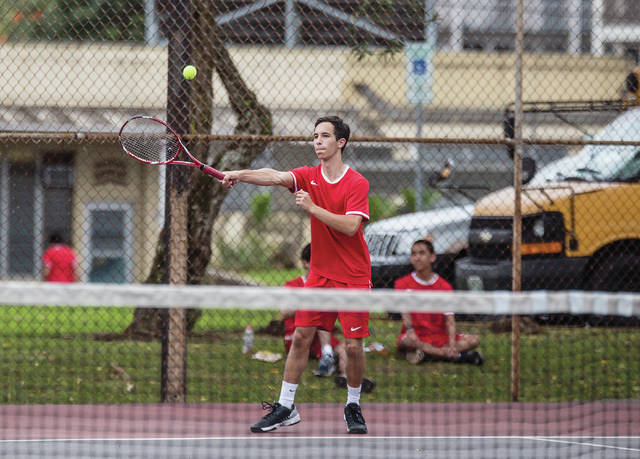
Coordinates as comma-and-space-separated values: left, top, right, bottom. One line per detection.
182, 65, 197, 80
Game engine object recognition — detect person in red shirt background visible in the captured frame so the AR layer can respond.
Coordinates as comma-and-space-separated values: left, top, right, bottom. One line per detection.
42, 233, 79, 283
281, 243, 375, 393
222, 115, 371, 434
281, 243, 344, 377
395, 238, 483, 366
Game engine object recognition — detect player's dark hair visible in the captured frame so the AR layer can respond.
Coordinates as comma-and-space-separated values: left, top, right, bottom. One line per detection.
300, 243, 311, 262
49, 233, 63, 244
315, 115, 350, 153
413, 239, 434, 254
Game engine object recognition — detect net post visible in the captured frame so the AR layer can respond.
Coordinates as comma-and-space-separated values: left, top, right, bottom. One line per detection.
510, 0, 525, 403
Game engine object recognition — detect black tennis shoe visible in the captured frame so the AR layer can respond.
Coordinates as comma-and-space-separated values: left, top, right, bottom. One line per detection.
344, 403, 368, 434
456, 350, 484, 365
361, 377, 376, 394
250, 402, 300, 433
334, 374, 347, 388
334, 375, 376, 393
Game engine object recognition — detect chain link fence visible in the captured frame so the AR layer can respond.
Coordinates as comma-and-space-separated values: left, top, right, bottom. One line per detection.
1, 1, 640, 405
2, 1, 639, 291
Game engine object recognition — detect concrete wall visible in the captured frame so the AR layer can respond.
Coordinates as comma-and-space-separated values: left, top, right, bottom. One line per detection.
2, 42, 631, 112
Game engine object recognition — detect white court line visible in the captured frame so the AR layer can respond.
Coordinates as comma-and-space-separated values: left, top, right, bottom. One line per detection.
526, 436, 640, 453
2, 435, 639, 448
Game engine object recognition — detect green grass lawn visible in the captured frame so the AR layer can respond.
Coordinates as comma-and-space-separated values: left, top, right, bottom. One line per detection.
0, 306, 639, 404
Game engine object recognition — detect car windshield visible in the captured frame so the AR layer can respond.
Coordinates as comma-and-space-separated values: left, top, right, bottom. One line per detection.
532, 145, 640, 184
531, 109, 640, 184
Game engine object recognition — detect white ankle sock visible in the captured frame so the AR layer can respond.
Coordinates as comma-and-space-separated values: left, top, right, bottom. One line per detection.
322, 344, 333, 357
278, 381, 298, 409
346, 384, 361, 405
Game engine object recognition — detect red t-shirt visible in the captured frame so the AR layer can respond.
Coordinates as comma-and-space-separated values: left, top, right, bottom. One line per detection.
289, 165, 371, 284
394, 272, 453, 339
42, 244, 77, 282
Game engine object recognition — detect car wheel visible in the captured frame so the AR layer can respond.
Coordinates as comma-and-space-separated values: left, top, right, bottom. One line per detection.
585, 253, 640, 326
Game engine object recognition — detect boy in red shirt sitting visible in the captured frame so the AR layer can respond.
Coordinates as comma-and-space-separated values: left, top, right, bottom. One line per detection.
395, 238, 483, 365
282, 244, 344, 377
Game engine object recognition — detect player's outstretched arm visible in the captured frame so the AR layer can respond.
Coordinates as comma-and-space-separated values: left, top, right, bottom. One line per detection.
221, 168, 293, 189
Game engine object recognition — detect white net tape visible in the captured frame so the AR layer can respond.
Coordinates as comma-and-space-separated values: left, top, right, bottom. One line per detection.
2, 282, 639, 316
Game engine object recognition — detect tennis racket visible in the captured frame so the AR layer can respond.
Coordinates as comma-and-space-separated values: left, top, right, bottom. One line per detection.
118, 115, 225, 180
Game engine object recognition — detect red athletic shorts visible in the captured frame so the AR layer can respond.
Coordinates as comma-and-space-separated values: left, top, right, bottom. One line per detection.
294, 273, 370, 339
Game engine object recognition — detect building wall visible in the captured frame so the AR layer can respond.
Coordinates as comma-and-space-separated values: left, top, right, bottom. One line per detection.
2, 42, 631, 112
344, 51, 630, 110
72, 144, 160, 282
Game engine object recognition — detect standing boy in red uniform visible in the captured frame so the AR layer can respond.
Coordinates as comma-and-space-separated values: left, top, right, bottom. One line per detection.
42, 233, 79, 283
395, 239, 483, 365
221, 116, 371, 434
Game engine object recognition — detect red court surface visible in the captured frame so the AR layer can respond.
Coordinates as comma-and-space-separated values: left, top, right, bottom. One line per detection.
1, 401, 638, 440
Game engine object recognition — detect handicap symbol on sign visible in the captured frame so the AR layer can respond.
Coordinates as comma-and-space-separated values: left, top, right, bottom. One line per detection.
412, 59, 427, 76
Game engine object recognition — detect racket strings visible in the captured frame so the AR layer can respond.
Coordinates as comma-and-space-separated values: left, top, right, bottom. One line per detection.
121, 119, 180, 164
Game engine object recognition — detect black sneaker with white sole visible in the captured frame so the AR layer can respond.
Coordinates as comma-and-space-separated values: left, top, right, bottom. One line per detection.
344, 403, 368, 434
361, 377, 376, 394
456, 350, 484, 365
250, 402, 301, 433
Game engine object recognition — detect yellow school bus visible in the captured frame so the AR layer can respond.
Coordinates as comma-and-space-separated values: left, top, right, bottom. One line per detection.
455, 105, 640, 294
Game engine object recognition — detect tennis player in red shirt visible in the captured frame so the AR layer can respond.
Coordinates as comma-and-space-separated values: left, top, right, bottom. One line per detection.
221, 116, 371, 434
42, 233, 79, 283
395, 239, 482, 365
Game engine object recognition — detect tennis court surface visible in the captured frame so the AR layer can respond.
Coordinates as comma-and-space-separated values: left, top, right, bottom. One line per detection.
1, 402, 639, 458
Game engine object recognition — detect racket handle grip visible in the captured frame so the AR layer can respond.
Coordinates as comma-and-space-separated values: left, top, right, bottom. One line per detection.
200, 164, 225, 180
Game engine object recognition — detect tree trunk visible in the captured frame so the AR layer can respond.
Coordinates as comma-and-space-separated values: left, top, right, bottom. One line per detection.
123, 2, 272, 338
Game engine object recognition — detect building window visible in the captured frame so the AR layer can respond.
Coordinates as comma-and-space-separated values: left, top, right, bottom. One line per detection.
0, 152, 73, 279
8, 162, 36, 275
83, 202, 133, 283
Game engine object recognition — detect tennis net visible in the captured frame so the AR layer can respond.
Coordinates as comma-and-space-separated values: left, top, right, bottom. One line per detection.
0, 281, 639, 458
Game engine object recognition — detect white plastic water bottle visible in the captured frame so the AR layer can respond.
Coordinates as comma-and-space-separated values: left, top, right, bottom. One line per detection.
242, 325, 254, 354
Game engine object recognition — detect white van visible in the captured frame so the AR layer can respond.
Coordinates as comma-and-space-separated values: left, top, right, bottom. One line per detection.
364, 204, 473, 288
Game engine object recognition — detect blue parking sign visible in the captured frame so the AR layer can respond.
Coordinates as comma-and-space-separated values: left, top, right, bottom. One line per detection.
405, 42, 434, 105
